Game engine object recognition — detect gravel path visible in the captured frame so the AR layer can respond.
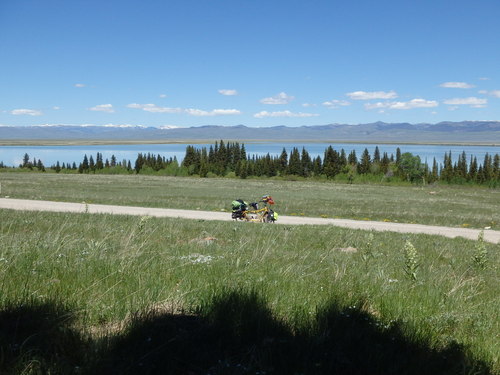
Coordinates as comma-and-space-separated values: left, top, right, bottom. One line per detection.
1, 198, 499, 244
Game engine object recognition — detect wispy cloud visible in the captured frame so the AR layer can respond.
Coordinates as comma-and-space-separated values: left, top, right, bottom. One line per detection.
127, 103, 183, 113
254, 110, 319, 118
185, 108, 241, 116
346, 90, 398, 100
218, 89, 238, 96
443, 97, 487, 108
89, 104, 115, 113
439, 81, 475, 89
365, 98, 438, 110
322, 99, 351, 108
127, 103, 240, 116
260, 92, 295, 105
74, 83, 86, 88
11, 108, 43, 116
479, 90, 500, 98
159, 94, 167, 98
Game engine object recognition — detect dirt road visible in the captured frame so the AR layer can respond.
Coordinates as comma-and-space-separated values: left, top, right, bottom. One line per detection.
1, 198, 499, 244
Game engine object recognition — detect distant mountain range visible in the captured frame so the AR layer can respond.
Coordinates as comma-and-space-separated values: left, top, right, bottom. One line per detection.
1, 121, 500, 144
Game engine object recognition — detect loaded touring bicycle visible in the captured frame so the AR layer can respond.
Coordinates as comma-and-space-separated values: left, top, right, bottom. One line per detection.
231, 195, 278, 223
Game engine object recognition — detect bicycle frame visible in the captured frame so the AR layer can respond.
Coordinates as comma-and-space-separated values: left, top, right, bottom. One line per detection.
242, 206, 272, 222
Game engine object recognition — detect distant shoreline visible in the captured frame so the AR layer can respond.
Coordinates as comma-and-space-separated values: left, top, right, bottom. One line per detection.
1, 139, 499, 147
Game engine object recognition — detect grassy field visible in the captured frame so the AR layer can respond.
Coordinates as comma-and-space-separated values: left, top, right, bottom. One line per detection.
1, 172, 499, 229
0, 208, 499, 374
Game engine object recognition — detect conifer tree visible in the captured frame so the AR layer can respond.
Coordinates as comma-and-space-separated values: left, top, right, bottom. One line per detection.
82, 155, 89, 172
373, 146, 381, 164
396, 148, 402, 165
288, 148, 301, 175
278, 148, 288, 175
23, 153, 30, 168
37, 160, 45, 172
89, 155, 95, 172
493, 154, 499, 180
348, 150, 357, 165
301, 147, 312, 177
468, 157, 478, 181
358, 148, 371, 174
312, 156, 322, 175
431, 158, 439, 182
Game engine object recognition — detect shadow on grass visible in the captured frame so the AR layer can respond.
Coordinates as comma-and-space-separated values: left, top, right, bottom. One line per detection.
0, 300, 88, 375
1, 292, 493, 375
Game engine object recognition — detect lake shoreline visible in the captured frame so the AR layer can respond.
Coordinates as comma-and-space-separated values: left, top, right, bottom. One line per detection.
1, 139, 499, 146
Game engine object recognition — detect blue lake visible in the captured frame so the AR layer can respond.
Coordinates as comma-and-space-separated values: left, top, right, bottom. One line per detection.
1, 143, 499, 167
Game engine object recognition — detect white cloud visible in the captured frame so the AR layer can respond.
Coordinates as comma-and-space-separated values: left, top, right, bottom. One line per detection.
159, 94, 167, 98
439, 82, 475, 89
322, 99, 351, 108
346, 90, 398, 100
89, 104, 115, 113
260, 92, 295, 105
127, 103, 183, 113
254, 110, 319, 118
127, 103, 240, 116
185, 108, 241, 116
443, 97, 487, 108
479, 90, 500, 98
479, 77, 490, 81
74, 83, 86, 88
11, 108, 43, 116
365, 98, 438, 110
218, 89, 238, 96
302, 103, 317, 107
53, 106, 60, 110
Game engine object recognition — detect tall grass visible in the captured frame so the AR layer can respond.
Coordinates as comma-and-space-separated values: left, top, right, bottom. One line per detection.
1, 172, 499, 229
0, 209, 498, 373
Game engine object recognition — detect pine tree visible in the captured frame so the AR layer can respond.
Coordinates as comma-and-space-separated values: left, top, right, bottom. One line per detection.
96, 152, 104, 170
300, 147, 312, 177
442, 151, 453, 182
373, 146, 381, 164
23, 153, 30, 168
381, 152, 390, 174
482, 153, 492, 182
37, 160, 45, 172
89, 156, 95, 172
431, 158, 439, 182
348, 150, 357, 165
357, 148, 371, 174
288, 148, 301, 175
278, 148, 288, 175
468, 157, 478, 182
312, 156, 322, 175
493, 154, 499, 180
82, 155, 89, 173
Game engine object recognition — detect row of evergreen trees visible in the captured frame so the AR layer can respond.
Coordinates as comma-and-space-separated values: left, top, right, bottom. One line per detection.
11, 142, 500, 185
181, 141, 500, 184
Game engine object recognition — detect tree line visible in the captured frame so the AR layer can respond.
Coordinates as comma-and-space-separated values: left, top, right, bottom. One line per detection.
8, 142, 500, 186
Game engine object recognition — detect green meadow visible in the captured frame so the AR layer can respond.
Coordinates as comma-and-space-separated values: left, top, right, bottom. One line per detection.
0, 213, 498, 373
1, 172, 499, 229
0, 172, 499, 374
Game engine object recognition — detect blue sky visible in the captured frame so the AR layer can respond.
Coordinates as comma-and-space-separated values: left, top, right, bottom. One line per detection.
1, 0, 499, 128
